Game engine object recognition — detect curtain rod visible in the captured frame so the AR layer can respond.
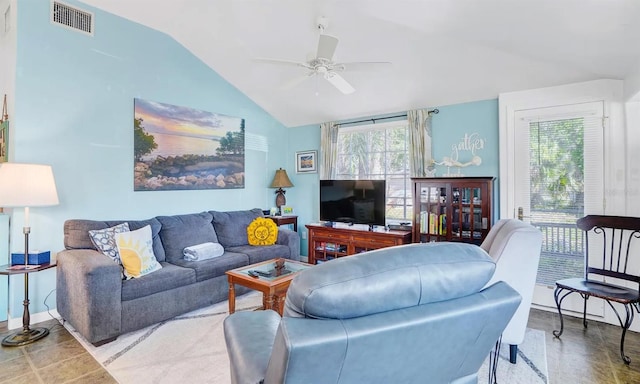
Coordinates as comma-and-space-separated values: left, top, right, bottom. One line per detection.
335, 109, 439, 127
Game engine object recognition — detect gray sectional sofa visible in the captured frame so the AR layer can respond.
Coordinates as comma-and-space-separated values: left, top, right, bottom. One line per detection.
56, 208, 300, 345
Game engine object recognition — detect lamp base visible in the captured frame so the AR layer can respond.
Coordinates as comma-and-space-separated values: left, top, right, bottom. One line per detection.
275, 188, 286, 208
2, 327, 49, 347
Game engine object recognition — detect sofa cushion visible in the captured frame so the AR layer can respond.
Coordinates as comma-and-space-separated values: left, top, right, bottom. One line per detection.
171, 252, 249, 282
157, 212, 218, 263
121, 262, 197, 302
226, 244, 292, 265
284, 242, 495, 319
247, 217, 278, 246
211, 209, 262, 248
116, 225, 163, 279
65, 218, 166, 262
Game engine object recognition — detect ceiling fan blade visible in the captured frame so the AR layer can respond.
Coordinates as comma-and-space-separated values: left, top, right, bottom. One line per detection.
316, 34, 339, 60
253, 58, 311, 69
325, 71, 355, 94
280, 72, 315, 90
334, 61, 393, 71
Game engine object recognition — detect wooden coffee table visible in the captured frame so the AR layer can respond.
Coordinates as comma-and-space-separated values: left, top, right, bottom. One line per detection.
226, 258, 311, 316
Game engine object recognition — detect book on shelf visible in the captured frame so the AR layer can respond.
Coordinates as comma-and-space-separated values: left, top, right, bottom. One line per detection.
439, 214, 447, 235
429, 213, 437, 234
419, 211, 447, 236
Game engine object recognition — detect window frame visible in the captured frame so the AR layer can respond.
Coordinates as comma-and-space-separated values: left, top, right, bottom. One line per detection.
334, 119, 412, 223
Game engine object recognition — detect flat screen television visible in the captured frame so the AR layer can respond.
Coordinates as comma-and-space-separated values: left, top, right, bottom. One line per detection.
320, 179, 386, 227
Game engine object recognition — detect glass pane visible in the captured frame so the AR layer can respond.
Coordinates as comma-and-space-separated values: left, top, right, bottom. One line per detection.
336, 123, 410, 221
530, 118, 585, 286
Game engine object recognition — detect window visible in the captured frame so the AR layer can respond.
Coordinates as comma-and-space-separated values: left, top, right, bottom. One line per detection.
335, 120, 412, 221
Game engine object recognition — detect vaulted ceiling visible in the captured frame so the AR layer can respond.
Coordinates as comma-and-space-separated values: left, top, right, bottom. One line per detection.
81, 0, 640, 127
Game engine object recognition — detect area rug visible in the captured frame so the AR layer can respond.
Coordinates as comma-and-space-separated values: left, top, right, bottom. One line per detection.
66, 293, 548, 384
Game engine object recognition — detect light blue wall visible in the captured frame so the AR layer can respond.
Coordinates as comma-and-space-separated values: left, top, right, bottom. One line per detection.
282, 124, 321, 257
9, 0, 289, 316
288, 100, 501, 255
431, 99, 499, 178
431, 99, 500, 219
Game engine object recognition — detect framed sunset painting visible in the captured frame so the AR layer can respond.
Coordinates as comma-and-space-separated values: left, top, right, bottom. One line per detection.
133, 98, 245, 191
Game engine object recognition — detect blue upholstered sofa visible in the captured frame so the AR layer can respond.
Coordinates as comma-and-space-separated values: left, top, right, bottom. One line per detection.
224, 242, 521, 384
56, 208, 299, 345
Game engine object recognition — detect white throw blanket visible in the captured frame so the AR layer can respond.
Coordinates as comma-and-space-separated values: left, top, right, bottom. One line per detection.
183, 242, 224, 261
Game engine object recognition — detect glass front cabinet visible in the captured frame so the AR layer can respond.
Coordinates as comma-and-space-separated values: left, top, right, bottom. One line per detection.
411, 177, 494, 245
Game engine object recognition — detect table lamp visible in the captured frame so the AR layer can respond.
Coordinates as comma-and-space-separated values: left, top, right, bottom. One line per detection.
0, 163, 59, 346
269, 168, 293, 214
354, 180, 374, 198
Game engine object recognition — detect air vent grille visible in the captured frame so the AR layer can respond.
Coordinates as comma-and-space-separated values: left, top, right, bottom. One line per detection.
51, 1, 93, 35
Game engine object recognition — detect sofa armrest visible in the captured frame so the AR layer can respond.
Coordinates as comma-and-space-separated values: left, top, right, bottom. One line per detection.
224, 310, 281, 384
56, 249, 123, 344
276, 228, 300, 261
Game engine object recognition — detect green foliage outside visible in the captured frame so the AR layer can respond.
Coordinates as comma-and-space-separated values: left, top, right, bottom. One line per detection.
529, 118, 584, 213
336, 126, 407, 177
134, 117, 158, 162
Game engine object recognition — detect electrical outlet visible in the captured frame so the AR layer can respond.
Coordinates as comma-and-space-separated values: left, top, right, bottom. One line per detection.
301, 231, 307, 239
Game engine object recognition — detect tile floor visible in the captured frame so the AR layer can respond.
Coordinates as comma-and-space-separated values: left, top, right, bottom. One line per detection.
0, 319, 115, 384
1, 309, 640, 383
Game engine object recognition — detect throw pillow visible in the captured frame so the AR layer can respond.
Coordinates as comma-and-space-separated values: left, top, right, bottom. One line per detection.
115, 225, 162, 279
88, 222, 130, 264
247, 217, 278, 246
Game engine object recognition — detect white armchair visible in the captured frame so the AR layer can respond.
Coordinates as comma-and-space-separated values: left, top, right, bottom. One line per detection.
482, 219, 543, 364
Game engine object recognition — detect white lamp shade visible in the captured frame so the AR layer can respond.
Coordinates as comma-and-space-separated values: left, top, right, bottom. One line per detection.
0, 163, 59, 207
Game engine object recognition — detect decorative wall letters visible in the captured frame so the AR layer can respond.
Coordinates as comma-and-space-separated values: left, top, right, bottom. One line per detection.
432, 132, 486, 177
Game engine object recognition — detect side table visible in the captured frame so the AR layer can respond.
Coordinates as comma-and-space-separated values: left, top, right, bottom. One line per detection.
265, 215, 298, 232
226, 258, 311, 316
0, 262, 56, 346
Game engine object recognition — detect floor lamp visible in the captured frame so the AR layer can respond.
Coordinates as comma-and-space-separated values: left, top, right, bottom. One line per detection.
0, 163, 59, 346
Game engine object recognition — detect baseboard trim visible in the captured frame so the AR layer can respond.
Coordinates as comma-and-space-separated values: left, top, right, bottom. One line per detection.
7, 309, 60, 330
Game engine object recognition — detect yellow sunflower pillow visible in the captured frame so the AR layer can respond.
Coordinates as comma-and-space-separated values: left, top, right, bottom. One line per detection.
247, 217, 278, 246
115, 225, 162, 279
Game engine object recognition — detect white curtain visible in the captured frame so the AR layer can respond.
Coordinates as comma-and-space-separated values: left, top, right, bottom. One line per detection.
407, 109, 433, 177
319, 121, 338, 180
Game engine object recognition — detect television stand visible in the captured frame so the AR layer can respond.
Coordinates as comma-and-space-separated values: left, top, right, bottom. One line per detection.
306, 223, 412, 264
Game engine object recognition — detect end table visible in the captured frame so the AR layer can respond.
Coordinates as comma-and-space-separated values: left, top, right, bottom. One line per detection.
265, 215, 298, 232
0, 262, 56, 346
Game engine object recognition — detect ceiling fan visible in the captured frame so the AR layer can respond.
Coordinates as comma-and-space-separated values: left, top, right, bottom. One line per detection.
254, 17, 392, 95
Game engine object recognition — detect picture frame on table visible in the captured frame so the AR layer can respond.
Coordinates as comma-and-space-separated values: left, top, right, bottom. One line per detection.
281, 206, 294, 216
296, 150, 317, 173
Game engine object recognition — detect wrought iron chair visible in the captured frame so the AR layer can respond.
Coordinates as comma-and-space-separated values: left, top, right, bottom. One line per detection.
553, 215, 640, 364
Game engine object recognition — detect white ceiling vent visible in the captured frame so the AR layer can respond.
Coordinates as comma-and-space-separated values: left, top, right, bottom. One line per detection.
51, 1, 93, 36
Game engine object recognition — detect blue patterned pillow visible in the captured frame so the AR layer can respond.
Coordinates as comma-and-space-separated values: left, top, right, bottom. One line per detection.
88, 223, 130, 265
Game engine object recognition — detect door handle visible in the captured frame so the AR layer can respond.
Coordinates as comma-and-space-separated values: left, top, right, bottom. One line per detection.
517, 207, 531, 221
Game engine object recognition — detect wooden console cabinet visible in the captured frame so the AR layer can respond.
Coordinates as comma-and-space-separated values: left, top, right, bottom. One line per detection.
306, 224, 412, 265
412, 177, 494, 245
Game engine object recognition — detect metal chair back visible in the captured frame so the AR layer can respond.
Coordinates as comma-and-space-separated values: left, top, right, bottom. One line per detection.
578, 215, 640, 289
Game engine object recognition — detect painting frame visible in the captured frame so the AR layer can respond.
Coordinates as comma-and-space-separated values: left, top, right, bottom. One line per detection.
281, 206, 294, 216
133, 98, 245, 191
295, 150, 317, 174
